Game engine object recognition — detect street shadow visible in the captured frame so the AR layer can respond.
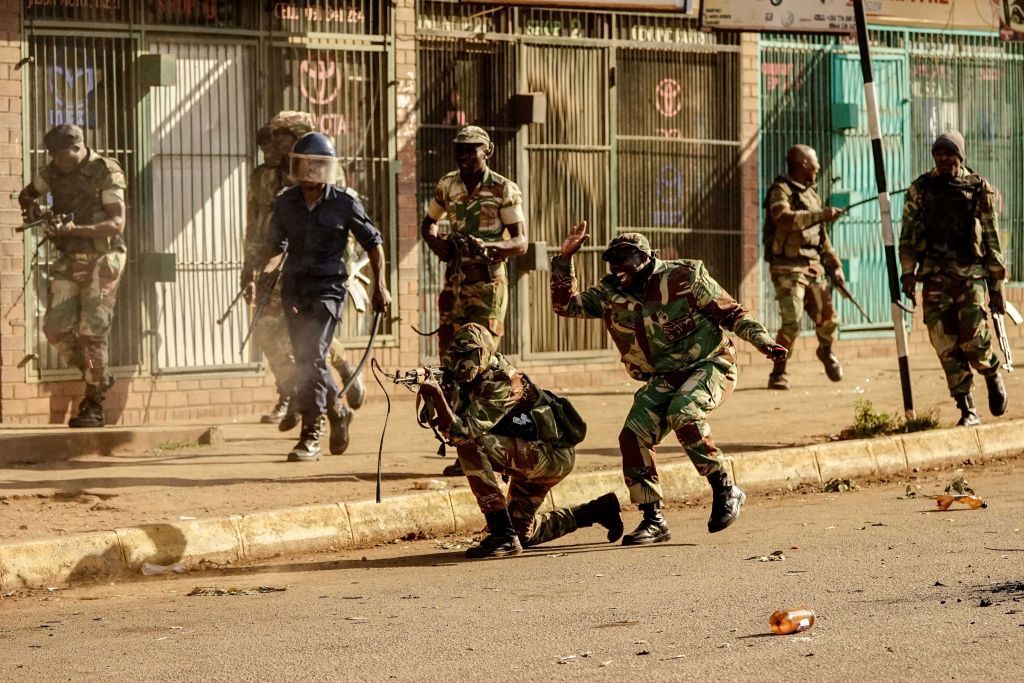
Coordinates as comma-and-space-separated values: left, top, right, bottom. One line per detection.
67, 523, 187, 584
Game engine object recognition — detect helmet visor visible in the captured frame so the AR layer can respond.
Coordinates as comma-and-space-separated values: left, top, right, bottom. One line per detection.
289, 153, 339, 185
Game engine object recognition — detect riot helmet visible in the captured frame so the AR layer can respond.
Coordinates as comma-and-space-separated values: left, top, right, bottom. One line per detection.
289, 132, 339, 185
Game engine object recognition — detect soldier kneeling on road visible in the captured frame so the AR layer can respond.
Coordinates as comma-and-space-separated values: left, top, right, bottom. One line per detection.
415, 323, 622, 559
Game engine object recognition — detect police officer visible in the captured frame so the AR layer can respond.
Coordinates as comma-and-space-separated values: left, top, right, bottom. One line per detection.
246, 112, 368, 441
764, 145, 846, 390
18, 124, 127, 428
899, 131, 1008, 425
264, 132, 391, 461
552, 223, 787, 544
416, 324, 623, 558
421, 125, 528, 477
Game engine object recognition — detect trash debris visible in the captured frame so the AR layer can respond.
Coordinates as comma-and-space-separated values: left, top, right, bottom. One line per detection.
142, 562, 186, 576
558, 656, 576, 664
599, 660, 613, 668
769, 608, 816, 635
411, 479, 447, 491
979, 598, 993, 607
660, 654, 686, 661
822, 478, 858, 493
345, 617, 369, 623
186, 586, 286, 596
944, 474, 974, 495
936, 494, 987, 511
748, 550, 786, 562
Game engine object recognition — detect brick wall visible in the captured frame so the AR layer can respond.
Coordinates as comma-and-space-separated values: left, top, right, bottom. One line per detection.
0, 0, 22, 423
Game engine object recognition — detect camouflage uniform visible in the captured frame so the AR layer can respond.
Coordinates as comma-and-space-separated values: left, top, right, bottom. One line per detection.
551, 250, 775, 505
425, 167, 525, 362
899, 166, 1005, 396
34, 150, 127, 387
765, 175, 842, 353
245, 113, 358, 408
441, 324, 590, 547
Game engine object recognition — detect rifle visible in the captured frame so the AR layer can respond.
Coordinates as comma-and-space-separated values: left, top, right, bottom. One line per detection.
239, 252, 287, 355
17, 209, 74, 234
992, 301, 1022, 373
387, 366, 447, 390
218, 284, 248, 326
826, 270, 873, 324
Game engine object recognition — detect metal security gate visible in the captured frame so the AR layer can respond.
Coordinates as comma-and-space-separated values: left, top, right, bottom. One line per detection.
23, 34, 143, 377
148, 40, 256, 372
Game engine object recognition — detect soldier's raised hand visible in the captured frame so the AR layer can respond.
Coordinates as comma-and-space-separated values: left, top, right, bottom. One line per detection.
561, 220, 589, 259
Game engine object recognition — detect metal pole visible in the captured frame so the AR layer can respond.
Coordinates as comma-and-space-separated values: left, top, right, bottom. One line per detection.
852, 0, 915, 418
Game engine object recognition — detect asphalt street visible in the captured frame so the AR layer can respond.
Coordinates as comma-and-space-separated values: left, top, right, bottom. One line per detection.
1, 463, 1022, 681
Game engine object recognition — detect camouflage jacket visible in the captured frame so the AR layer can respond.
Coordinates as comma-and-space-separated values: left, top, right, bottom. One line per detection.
35, 150, 127, 254
551, 256, 775, 381
425, 167, 525, 275
899, 166, 1006, 291
765, 175, 841, 275
243, 162, 287, 269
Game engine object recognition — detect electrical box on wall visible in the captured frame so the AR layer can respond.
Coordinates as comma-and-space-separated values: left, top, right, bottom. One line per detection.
831, 102, 861, 131
512, 92, 547, 126
138, 54, 176, 88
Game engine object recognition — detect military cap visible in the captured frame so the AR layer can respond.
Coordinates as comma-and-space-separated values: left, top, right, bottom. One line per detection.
270, 111, 314, 138
602, 232, 653, 261
932, 130, 966, 161
43, 124, 84, 153
452, 125, 491, 145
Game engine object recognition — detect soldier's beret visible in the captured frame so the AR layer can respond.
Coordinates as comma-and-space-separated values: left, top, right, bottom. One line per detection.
452, 125, 491, 146
43, 124, 84, 153
602, 232, 654, 261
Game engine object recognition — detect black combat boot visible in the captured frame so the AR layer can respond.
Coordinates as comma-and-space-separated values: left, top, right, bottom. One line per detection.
984, 371, 1008, 417
570, 492, 624, 543
768, 360, 789, 390
278, 396, 300, 432
335, 359, 366, 410
442, 460, 464, 477
287, 415, 325, 462
261, 394, 291, 424
954, 393, 981, 426
816, 346, 844, 382
327, 399, 353, 455
707, 469, 746, 533
622, 501, 671, 545
466, 509, 523, 559
68, 375, 114, 428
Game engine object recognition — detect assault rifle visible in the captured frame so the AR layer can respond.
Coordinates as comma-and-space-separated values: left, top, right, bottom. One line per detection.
17, 209, 74, 234
239, 252, 287, 355
992, 301, 1023, 373
387, 366, 447, 390
826, 270, 872, 324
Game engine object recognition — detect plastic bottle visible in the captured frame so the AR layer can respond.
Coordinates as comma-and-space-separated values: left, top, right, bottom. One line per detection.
141, 562, 186, 576
769, 608, 816, 635
935, 494, 987, 511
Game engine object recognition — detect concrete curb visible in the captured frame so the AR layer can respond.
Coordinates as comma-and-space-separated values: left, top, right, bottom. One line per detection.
2, 420, 1021, 590
0, 425, 222, 465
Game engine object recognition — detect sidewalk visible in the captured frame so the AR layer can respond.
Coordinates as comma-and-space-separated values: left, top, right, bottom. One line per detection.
2, 352, 1021, 545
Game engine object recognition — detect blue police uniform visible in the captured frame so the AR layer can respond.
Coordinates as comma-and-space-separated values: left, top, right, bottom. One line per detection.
265, 184, 383, 417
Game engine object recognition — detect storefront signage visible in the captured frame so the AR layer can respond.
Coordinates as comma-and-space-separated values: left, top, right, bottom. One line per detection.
273, 2, 365, 28
26, 0, 122, 9
701, 0, 854, 34
466, 0, 695, 11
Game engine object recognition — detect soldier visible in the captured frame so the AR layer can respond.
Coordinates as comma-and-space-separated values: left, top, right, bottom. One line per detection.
264, 132, 390, 461
245, 112, 366, 440
552, 224, 787, 544
421, 125, 527, 477
764, 145, 846, 390
416, 323, 623, 558
18, 124, 127, 428
899, 131, 1008, 425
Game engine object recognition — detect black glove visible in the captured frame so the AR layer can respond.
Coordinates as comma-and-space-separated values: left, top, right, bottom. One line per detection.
989, 289, 1005, 315
763, 343, 788, 362
900, 274, 916, 305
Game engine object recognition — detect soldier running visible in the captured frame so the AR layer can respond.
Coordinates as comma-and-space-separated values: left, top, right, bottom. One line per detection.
421, 125, 528, 477
764, 144, 846, 390
551, 224, 787, 544
244, 112, 367, 443
899, 131, 1008, 425
18, 124, 127, 428
416, 323, 623, 558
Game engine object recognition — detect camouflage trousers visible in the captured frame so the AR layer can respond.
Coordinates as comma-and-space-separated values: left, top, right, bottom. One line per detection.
770, 269, 838, 351
252, 290, 353, 401
43, 250, 125, 386
922, 275, 999, 396
456, 435, 580, 547
620, 360, 736, 504
437, 266, 507, 365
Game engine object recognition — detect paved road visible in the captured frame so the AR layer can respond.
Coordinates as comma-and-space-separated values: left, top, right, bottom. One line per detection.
2, 463, 1022, 680
5, 353, 1022, 543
